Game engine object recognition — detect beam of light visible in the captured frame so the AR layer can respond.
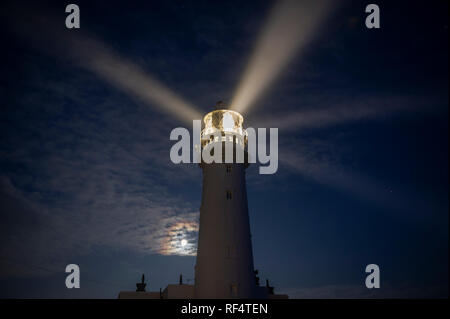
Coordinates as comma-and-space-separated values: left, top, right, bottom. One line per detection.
6, 8, 202, 125
65, 36, 202, 124
250, 95, 426, 132
279, 143, 440, 229
231, 0, 334, 115
280, 148, 399, 209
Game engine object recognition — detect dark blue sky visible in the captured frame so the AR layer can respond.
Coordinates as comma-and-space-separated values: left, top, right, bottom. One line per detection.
0, 0, 448, 298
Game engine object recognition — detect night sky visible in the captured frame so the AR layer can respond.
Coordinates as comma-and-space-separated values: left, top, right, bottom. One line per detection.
0, 0, 448, 298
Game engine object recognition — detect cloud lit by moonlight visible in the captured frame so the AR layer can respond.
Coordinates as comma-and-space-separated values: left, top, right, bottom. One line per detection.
158, 220, 198, 256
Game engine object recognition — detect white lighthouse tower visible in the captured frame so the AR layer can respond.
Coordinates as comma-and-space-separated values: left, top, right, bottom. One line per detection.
118, 103, 288, 299
194, 105, 258, 298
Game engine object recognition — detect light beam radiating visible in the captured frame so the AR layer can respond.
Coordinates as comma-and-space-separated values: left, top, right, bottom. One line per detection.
66, 36, 202, 124
231, 0, 333, 115
251, 95, 425, 132
8, 8, 201, 125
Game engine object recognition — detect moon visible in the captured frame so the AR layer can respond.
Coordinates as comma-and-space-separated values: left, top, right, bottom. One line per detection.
181, 239, 187, 247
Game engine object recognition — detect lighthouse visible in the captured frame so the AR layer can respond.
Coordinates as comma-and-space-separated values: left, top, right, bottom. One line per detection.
194, 106, 257, 298
118, 102, 287, 299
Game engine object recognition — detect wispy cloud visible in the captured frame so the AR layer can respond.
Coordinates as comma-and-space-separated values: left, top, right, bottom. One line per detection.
0, 68, 200, 278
